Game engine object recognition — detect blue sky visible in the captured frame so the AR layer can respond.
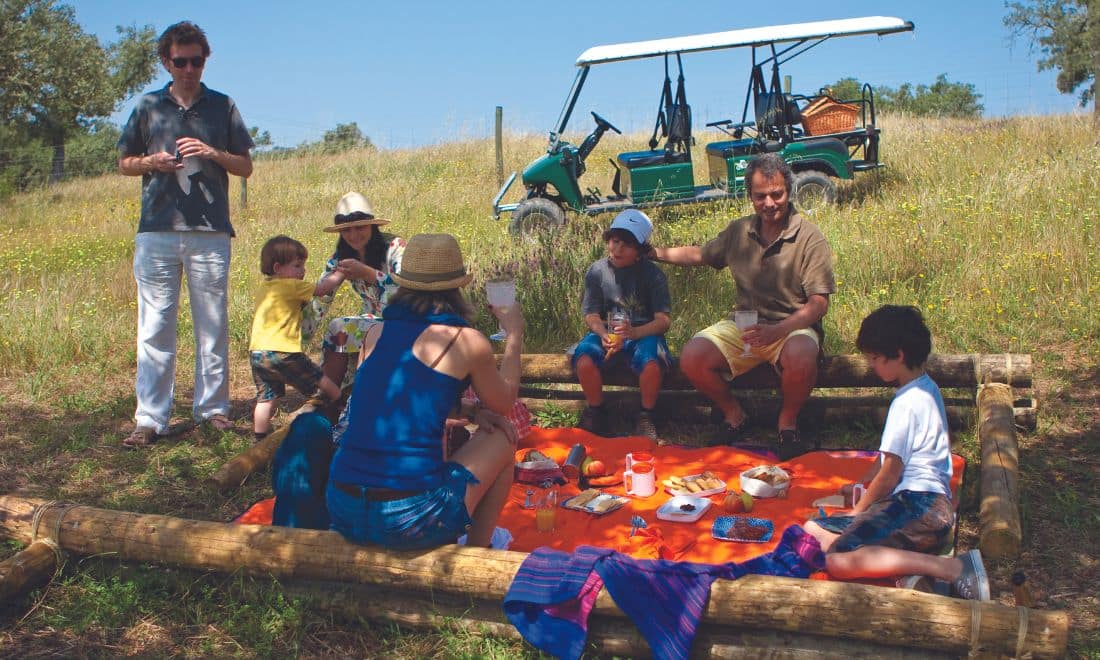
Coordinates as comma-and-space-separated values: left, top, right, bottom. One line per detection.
69, 0, 1083, 149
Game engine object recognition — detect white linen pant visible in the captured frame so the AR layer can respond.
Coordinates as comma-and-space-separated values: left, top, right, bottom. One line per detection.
133, 232, 231, 433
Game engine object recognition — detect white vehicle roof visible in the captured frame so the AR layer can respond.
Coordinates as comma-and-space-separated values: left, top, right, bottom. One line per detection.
576, 16, 914, 66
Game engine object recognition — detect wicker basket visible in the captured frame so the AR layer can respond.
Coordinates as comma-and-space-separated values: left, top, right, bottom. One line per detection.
801, 97, 859, 135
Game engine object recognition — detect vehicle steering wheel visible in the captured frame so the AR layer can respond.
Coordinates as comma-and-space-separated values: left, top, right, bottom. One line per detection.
591, 112, 622, 134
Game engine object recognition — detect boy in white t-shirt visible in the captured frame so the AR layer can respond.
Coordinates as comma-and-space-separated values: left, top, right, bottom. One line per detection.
804, 305, 990, 600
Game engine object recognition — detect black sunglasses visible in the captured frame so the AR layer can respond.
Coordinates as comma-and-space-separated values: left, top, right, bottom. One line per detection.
170, 56, 205, 69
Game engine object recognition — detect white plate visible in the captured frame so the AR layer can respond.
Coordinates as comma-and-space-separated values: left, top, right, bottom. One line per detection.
656, 495, 712, 523
666, 474, 727, 498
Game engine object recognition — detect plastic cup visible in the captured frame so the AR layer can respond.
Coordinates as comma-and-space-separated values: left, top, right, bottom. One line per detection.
486, 279, 516, 340
734, 310, 758, 357
625, 451, 655, 471
623, 462, 656, 497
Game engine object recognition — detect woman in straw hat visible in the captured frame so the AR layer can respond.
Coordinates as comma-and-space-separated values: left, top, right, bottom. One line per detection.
325, 233, 524, 549
302, 191, 405, 391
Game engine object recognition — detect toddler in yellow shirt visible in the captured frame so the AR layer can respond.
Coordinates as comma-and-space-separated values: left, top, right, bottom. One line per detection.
250, 236, 344, 439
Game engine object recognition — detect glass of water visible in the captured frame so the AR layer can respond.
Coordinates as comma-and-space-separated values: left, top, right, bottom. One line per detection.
734, 310, 758, 357
485, 279, 516, 341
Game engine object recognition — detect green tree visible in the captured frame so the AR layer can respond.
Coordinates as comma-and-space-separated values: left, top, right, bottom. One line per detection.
821, 77, 864, 101
1005, 0, 1098, 121
823, 74, 983, 118
880, 74, 984, 118
0, 0, 157, 183
320, 122, 374, 153
249, 125, 272, 148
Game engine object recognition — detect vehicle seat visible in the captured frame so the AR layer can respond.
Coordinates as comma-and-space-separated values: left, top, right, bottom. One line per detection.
705, 139, 756, 159
618, 149, 691, 169
755, 93, 803, 132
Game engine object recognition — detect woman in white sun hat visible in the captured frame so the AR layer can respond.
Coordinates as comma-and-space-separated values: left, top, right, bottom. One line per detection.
302, 191, 405, 390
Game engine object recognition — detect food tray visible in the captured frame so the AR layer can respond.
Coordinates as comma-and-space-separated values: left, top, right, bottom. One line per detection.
656, 495, 712, 523
712, 516, 775, 543
561, 490, 628, 516
665, 473, 727, 498
740, 465, 791, 498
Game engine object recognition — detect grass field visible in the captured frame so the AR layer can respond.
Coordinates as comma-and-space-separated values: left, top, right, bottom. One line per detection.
0, 114, 1097, 657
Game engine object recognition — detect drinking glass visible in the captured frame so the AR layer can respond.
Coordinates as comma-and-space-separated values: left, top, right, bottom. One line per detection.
536, 489, 557, 532
485, 279, 516, 341
607, 309, 628, 349
734, 310, 758, 357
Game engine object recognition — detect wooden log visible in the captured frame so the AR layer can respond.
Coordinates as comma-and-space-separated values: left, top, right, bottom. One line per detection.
510, 353, 1032, 389
521, 392, 1039, 432
0, 496, 1067, 657
207, 423, 290, 492
978, 383, 1023, 560
288, 579, 950, 659
0, 540, 57, 602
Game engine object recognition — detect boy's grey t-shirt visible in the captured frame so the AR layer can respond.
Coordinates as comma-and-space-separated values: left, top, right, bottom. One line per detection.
581, 257, 671, 325
118, 83, 253, 235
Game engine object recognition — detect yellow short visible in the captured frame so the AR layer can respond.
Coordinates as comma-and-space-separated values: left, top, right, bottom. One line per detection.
693, 320, 820, 377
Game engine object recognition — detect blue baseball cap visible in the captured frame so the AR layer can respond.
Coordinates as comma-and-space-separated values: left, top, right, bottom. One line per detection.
608, 209, 653, 245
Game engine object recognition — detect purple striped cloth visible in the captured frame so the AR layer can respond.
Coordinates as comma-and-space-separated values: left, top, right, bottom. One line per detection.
503, 525, 824, 660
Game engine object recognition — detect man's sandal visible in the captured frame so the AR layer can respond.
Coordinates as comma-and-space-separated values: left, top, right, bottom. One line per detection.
710, 417, 749, 446
205, 414, 234, 432
122, 426, 161, 448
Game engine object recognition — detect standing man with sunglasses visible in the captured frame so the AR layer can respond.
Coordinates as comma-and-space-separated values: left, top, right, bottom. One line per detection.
118, 21, 254, 447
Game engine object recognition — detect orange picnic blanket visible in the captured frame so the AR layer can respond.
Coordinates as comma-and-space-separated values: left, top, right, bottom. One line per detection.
503, 427, 965, 565
236, 426, 965, 567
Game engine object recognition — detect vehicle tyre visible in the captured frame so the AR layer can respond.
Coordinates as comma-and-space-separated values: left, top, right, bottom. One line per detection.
792, 170, 837, 214
509, 197, 566, 235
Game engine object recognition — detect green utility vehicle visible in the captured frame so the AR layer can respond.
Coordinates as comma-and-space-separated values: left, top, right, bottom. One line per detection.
493, 16, 914, 234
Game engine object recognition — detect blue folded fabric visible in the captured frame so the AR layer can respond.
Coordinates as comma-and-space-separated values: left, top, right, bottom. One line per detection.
503, 525, 824, 660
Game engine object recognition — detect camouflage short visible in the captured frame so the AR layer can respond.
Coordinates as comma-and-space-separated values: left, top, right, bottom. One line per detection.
250, 351, 325, 402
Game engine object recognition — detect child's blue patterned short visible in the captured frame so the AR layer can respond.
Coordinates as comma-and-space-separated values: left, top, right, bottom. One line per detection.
812, 490, 953, 554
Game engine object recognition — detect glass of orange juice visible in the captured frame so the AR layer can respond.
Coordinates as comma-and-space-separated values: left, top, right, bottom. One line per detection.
536, 489, 557, 532
607, 309, 628, 349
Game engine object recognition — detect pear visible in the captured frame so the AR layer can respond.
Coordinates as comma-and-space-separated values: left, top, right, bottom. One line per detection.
740, 492, 754, 513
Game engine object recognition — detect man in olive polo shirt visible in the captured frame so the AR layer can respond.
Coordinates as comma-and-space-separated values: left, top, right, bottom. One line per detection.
650, 153, 835, 458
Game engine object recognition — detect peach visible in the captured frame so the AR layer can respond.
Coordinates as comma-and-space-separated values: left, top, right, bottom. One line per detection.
584, 459, 607, 477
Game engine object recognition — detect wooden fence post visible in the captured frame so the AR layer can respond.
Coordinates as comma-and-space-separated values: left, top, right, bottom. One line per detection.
495, 106, 504, 187
978, 382, 1023, 559
240, 177, 248, 209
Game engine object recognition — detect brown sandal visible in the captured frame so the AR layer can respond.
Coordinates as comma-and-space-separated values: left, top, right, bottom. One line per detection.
122, 426, 160, 448
205, 414, 234, 432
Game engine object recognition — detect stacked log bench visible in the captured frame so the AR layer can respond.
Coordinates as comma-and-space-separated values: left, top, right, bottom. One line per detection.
0, 496, 1068, 657
2, 353, 1047, 655
516, 352, 1036, 432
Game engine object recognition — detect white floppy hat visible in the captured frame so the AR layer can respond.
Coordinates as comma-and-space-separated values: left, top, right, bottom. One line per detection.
324, 191, 390, 232
608, 209, 653, 245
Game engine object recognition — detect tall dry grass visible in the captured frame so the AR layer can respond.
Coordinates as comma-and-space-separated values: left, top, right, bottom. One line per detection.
0, 114, 1095, 394
0, 112, 1097, 656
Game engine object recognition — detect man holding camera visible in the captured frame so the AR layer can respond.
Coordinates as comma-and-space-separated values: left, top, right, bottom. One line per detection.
118, 21, 254, 447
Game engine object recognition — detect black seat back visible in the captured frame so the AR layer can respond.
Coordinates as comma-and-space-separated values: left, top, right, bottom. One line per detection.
665, 54, 692, 158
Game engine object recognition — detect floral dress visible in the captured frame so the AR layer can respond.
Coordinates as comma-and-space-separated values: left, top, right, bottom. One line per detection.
301, 236, 405, 385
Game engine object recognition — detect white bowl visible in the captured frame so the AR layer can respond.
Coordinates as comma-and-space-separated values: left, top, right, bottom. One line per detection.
740, 465, 791, 498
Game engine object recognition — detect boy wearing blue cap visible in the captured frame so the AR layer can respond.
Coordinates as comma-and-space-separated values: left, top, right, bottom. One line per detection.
572, 210, 672, 440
